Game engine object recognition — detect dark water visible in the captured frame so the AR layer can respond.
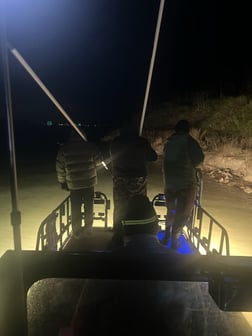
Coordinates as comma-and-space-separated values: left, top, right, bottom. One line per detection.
0, 122, 114, 171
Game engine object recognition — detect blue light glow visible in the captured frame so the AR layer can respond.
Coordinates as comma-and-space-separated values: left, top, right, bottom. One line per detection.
157, 231, 196, 255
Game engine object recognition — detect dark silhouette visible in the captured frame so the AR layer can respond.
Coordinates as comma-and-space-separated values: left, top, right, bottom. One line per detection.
79, 297, 191, 336
77, 195, 191, 336
162, 120, 204, 248
56, 128, 101, 238
120, 194, 179, 255
110, 119, 157, 245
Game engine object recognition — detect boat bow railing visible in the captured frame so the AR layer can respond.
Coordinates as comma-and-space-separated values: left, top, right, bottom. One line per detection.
35, 191, 110, 251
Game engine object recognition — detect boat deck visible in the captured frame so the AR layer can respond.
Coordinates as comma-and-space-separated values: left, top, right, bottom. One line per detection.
25, 230, 252, 335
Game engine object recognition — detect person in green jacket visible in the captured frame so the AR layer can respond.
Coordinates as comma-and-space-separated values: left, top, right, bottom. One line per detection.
162, 120, 204, 248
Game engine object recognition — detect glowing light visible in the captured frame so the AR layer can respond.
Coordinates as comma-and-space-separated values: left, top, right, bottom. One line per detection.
157, 231, 195, 255
101, 161, 108, 170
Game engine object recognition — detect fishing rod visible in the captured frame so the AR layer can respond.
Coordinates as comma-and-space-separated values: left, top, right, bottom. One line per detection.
9, 46, 108, 170
139, 0, 165, 136
9, 46, 87, 142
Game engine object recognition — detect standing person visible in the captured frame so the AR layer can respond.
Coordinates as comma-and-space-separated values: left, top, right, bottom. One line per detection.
110, 119, 157, 246
56, 128, 101, 238
162, 119, 204, 248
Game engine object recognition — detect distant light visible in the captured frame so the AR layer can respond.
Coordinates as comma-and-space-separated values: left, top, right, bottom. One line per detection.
77, 122, 82, 127
47, 120, 53, 126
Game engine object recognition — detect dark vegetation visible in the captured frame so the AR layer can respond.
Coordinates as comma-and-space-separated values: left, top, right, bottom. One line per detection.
145, 93, 252, 151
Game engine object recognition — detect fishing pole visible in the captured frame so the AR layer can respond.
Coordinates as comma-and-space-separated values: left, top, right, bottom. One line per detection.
9, 46, 86, 141
139, 0, 165, 136
9, 46, 108, 170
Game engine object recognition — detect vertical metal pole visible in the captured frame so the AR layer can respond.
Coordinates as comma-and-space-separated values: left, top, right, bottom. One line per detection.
0, 3, 27, 336
0, 1, 22, 251
139, 0, 165, 136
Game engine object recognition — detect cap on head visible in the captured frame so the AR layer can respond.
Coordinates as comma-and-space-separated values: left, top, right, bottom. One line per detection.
174, 119, 190, 133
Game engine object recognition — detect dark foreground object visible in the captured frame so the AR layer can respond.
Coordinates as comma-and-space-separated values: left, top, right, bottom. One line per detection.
1, 229, 252, 335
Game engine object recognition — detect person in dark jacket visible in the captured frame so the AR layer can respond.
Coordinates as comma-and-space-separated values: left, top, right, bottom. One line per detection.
110, 119, 157, 245
56, 128, 101, 238
162, 120, 204, 248
120, 194, 179, 255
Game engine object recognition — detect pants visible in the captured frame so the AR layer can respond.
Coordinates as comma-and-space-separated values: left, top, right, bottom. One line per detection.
70, 187, 94, 234
164, 186, 196, 243
112, 176, 147, 238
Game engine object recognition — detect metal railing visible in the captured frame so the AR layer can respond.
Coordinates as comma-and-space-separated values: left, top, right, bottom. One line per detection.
37, 189, 230, 256
188, 205, 230, 256
36, 168, 229, 256
152, 194, 230, 256
36, 191, 110, 251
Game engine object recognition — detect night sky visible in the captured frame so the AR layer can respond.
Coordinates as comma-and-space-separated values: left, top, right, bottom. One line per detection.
1, 0, 251, 126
